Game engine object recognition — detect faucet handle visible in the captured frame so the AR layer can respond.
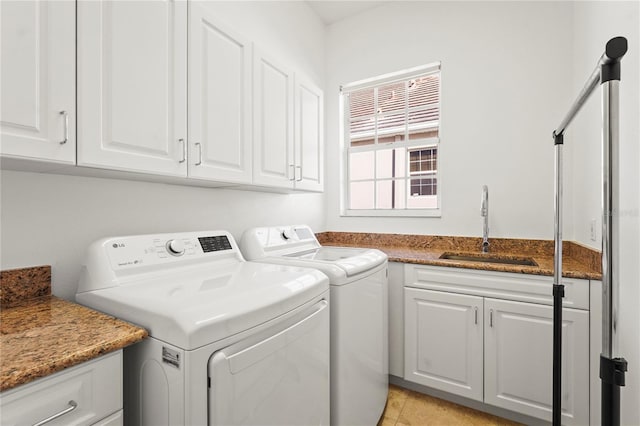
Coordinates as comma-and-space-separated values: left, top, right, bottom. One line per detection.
481, 185, 488, 216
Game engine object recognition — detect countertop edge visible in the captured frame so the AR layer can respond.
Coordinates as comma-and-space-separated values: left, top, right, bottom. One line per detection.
317, 236, 602, 281
1, 296, 148, 392
387, 255, 602, 280
1, 329, 148, 393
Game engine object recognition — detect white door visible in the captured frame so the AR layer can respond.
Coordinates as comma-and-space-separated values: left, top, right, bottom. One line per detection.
294, 74, 324, 192
0, 0, 75, 165
252, 50, 294, 189
188, 3, 252, 183
484, 298, 589, 425
404, 288, 484, 401
77, 0, 187, 176
208, 300, 329, 425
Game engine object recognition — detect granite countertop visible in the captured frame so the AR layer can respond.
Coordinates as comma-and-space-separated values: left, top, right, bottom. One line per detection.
0, 266, 148, 392
316, 232, 602, 281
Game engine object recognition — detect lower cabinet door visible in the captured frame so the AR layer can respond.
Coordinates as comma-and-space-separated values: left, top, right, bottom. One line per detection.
404, 288, 484, 401
484, 298, 589, 425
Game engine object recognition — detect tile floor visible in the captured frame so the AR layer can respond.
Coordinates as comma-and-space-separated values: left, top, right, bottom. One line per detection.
377, 385, 522, 426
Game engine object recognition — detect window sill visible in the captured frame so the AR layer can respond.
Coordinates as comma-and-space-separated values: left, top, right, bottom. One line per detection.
341, 209, 441, 218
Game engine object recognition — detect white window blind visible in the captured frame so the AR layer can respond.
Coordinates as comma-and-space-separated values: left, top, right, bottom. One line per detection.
342, 63, 441, 215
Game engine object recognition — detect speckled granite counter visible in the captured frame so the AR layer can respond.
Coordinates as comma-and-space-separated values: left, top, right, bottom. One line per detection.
0, 266, 148, 392
316, 232, 602, 281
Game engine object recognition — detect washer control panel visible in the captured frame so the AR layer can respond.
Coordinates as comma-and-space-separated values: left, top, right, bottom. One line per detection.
240, 225, 320, 260
198, 236, 232, 252
166, 239, 186, 256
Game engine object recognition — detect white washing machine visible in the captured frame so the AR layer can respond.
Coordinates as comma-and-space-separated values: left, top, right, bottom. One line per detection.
75, 230, 330, 426
241, 225, 389, 426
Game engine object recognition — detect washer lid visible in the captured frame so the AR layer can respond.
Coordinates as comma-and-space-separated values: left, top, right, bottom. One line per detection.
76, 261, 329, 351
283, 246, 387, 278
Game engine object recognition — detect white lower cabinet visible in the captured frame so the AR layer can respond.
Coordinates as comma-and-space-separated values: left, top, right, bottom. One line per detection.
405, 288, 484, 401
0, 351, 122, 426
484, 298, 589, 425
404, 265, 590, 424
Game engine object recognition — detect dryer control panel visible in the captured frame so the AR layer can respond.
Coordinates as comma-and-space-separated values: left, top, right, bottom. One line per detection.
78, 231, 243, 292
107, 234, 234, 267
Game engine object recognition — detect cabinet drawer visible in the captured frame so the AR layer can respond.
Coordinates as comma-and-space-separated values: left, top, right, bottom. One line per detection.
405, 264, 589, 310
1, 351, 122, 426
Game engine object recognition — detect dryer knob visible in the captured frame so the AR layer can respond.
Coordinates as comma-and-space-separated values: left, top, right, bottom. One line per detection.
166, 239, 185, 256
281, 229, 295, 240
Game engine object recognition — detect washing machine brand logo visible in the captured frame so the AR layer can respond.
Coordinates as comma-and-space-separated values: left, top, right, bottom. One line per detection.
112, 243, 125, 249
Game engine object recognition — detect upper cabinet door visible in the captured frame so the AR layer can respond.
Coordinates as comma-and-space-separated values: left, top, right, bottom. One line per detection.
77, 0, 187, 177
253, 50, 294, 189
188, 3, 252, 184
0, 0, 75, 165
294, 75, 324, 192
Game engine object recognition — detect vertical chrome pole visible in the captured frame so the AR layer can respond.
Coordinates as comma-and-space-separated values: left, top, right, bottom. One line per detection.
598, 36, 628, 426
554, 141, 563, 289
601, 79, 619, 360
552, 132, 564, 426
600, 76, 627, 426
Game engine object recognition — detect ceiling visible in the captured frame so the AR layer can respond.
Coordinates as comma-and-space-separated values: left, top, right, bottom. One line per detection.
306, 1, 388, 25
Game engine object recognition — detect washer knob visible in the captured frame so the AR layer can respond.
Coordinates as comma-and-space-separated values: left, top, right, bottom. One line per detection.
281, 229, 295, 240
166, 239, 185, 256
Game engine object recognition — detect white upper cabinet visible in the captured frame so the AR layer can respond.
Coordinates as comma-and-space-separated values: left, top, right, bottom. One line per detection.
294, 75, 324, 192
252, 50, 295, 189
188, 3, 252, 184
77, 0, 188, 177
252, 50, 324, 192
0, 0, 75, 165
3, 0, 322, 191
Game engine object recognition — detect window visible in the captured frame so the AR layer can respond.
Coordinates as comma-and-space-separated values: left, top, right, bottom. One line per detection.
409, 147, 437, 196
342, 63, 441, 216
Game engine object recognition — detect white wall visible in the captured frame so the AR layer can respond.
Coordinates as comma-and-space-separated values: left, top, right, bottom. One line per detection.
0, 1, 326, 301
571, 2, 640, 423
324, 1, 575, 239
196, 1, 325, 84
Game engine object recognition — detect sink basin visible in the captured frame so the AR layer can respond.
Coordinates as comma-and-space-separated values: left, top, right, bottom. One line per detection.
439, 252, 538, 267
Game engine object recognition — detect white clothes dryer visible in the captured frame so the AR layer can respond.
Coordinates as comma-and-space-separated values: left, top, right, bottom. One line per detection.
241, 225, 389, 426
76, 230, 330, 426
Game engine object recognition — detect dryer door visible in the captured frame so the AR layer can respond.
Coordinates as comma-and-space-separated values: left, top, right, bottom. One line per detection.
208, 299, 330, 426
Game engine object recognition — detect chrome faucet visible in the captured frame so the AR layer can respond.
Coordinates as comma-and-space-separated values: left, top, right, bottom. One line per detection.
481, 185, 489, 253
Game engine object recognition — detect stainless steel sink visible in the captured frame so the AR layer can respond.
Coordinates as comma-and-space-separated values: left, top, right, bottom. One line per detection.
439, 253, 538, 267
